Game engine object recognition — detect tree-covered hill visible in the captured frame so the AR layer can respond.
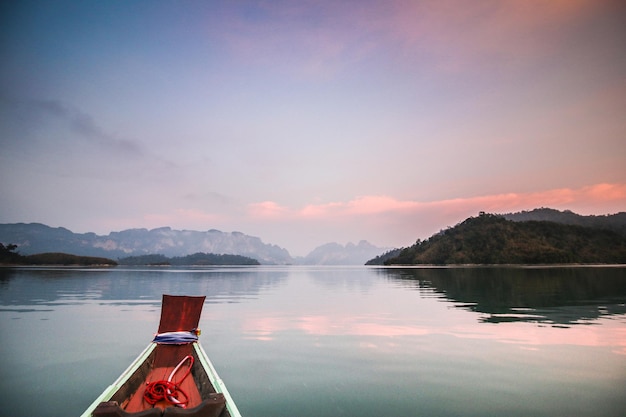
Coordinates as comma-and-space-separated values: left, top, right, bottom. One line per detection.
503, 208, 626, 236
24, 252, 118, 266
118, 252, 260, 266
1, 243, 117, 266
384, 213, 626, 265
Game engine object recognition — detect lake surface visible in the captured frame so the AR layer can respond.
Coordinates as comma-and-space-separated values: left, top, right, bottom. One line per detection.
0, 266, 625, 417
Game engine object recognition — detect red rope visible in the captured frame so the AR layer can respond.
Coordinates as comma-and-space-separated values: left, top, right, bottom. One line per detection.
144, 355, 194, 408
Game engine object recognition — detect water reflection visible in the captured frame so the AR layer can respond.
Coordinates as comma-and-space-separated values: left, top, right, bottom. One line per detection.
381, 266, 626, 326
2, 266, 626, 417
0, 266, 288, 307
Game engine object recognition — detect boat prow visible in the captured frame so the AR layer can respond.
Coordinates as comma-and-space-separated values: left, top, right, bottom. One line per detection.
80, 295, 242, 417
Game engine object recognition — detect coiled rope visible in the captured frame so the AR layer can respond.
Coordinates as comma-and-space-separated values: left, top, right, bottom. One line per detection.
144, 355, 194, 408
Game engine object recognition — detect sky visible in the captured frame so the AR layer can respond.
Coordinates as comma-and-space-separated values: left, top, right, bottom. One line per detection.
1, 0, 625, 256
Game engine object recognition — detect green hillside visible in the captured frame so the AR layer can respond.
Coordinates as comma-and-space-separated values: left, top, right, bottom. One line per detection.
24, 252, 118, 266
384, 213, 626, 265
118, 252, 260, 266
1, 244, 117, 266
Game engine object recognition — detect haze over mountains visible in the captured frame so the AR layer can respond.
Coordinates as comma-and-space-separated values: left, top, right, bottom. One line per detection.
0, 223, 387, 265
1, 208, 624, 265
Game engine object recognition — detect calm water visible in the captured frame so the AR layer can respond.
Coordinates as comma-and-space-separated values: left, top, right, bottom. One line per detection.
1, 266, 625, 417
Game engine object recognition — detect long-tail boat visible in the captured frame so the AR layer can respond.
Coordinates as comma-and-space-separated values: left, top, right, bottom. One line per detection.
80, 295, 242, 417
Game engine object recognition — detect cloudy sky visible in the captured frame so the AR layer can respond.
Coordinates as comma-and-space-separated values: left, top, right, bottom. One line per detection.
1, 0, 625, 255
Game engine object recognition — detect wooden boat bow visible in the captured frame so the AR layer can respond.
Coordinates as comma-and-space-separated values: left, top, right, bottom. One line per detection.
80, 295, 242, 417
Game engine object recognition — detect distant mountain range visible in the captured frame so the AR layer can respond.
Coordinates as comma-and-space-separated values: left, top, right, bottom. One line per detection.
0, 223, 387, 265
294, 240, 391, 265
2, 208, 624, 265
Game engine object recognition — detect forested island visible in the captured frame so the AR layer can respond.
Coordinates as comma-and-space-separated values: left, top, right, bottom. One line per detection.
370, 213, 626, 265
0, 243, 118, 266
1, 244, 260, 266
118, 252, 260, 266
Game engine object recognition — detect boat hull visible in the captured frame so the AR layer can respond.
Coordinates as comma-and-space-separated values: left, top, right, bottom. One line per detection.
81, 342, 241, 417
80, 295, 241, 417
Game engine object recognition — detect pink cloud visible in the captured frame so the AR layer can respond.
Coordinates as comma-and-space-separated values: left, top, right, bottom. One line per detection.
250, 183, 626, 222
248, 201, 290, 218
299, 201, 344, 218
296, 196, 418, 218
585, 183, 626, 202
241, 183, 626, 251
343, 196, 420, 215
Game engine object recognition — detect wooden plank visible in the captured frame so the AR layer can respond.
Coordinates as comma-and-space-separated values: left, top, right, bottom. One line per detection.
158, 295, 205, 333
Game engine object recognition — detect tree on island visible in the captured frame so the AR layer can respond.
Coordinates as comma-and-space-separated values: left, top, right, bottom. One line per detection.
0, 243, 22, 264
